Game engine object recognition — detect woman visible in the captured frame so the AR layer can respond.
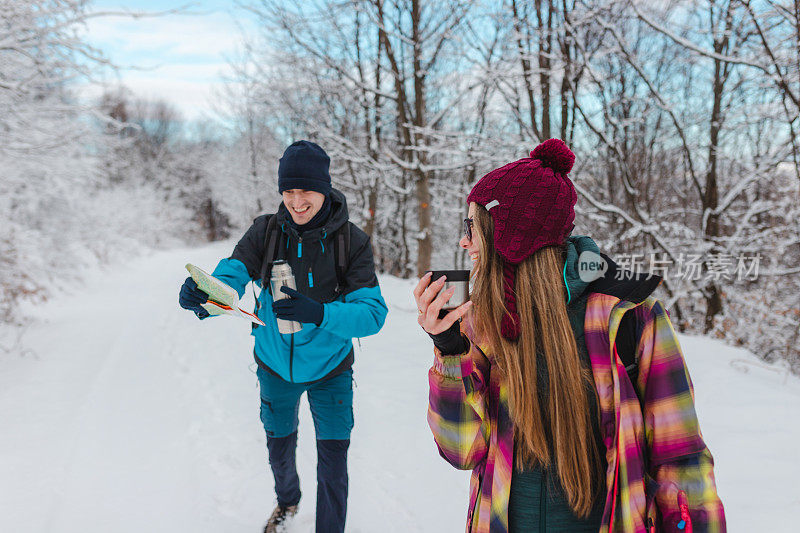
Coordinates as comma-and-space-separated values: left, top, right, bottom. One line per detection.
414, 139, 725, 533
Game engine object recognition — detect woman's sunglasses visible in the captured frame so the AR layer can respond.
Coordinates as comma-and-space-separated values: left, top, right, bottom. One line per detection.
463, 217, 473, 241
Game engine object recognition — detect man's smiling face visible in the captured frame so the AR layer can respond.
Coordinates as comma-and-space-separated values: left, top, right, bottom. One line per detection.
282, 189, 326, 225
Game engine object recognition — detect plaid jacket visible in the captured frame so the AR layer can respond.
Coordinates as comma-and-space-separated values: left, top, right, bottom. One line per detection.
427, 291, 725, 533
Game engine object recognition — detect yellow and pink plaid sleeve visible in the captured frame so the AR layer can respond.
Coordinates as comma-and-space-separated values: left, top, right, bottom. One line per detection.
427, 342, 492, 472
637, 300, 726, 532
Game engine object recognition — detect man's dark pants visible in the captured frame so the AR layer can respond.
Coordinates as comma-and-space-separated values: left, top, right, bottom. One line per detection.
257, 367, 353, 533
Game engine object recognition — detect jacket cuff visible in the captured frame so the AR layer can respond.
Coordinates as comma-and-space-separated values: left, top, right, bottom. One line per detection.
428, 320, 470, 355
432, 349, 465, 379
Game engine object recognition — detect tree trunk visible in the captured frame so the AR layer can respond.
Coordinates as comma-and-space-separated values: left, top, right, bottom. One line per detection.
247, 111, 262, 213
412, 0, 432, 276
365, 183, 379, 238
702, 7, 731, 333
559, 1, 571, 143
536, 0, 553, 139
512, 0, 541, 141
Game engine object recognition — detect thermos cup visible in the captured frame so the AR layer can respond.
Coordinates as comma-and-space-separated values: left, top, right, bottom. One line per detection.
426, 269, 471, 311
270, 260, 302, 334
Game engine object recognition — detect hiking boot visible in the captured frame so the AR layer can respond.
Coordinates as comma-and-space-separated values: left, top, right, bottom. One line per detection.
263, 504, 299, 533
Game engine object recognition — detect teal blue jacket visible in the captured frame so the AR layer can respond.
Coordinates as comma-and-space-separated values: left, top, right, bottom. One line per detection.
212, 190, 388, 383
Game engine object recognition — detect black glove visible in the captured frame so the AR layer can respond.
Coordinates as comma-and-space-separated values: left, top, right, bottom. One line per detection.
272, 286, 324, 326
428, 319, 470, 355
179, 277, 210, 319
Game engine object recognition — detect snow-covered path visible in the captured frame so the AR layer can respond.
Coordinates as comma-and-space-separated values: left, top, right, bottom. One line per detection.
1, 241, 798, 532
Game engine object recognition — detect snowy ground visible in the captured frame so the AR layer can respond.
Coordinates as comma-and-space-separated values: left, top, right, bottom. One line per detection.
1, 241, 798, 532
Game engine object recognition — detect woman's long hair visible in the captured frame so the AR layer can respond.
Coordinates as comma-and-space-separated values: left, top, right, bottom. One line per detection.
470, 204, 602, 518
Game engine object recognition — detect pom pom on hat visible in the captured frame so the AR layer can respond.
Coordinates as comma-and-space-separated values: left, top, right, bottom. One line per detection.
531, 138, 575, 175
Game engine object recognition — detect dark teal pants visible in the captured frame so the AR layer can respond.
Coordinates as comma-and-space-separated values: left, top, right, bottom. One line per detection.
257, 367, 353, 533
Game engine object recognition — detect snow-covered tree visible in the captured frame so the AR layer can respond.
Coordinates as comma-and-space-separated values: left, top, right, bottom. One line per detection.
239, 0, 493, 276
0, 0, 111, 318
226, 0, 799, 371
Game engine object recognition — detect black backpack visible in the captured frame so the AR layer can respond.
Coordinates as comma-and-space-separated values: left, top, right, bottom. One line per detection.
252, 215, 351, 327
617, 311, 642, 401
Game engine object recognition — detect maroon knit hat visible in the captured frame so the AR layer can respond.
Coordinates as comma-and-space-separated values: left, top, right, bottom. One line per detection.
467, 138, 578, 340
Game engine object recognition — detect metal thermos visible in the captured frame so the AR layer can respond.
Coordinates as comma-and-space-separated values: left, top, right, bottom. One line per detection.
270, 260, 302, 334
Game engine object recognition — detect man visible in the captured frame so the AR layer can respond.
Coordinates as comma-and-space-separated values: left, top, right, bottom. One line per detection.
178, 140, 388, 532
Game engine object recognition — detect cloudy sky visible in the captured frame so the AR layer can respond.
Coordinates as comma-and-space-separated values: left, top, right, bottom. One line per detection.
83, 1, 257, 121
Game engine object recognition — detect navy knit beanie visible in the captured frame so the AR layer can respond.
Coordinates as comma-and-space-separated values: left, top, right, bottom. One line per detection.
278, 140, 332, 195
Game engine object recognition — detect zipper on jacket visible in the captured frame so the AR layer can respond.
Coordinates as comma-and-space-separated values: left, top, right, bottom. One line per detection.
468, 467, 484, 530
289, 332, 295, 382
677, 490, 692, 532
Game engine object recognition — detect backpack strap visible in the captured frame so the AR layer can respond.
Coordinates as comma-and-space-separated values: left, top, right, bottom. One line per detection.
616, 310, 642, 405
617, 311, 638, 377
616, 308, 654, 474
260, 214, 285, 290
332, 222, 351, 293
252, 215, 285, 331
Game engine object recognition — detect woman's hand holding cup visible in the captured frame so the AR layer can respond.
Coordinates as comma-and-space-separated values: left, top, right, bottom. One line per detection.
413, 271, 473, 334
